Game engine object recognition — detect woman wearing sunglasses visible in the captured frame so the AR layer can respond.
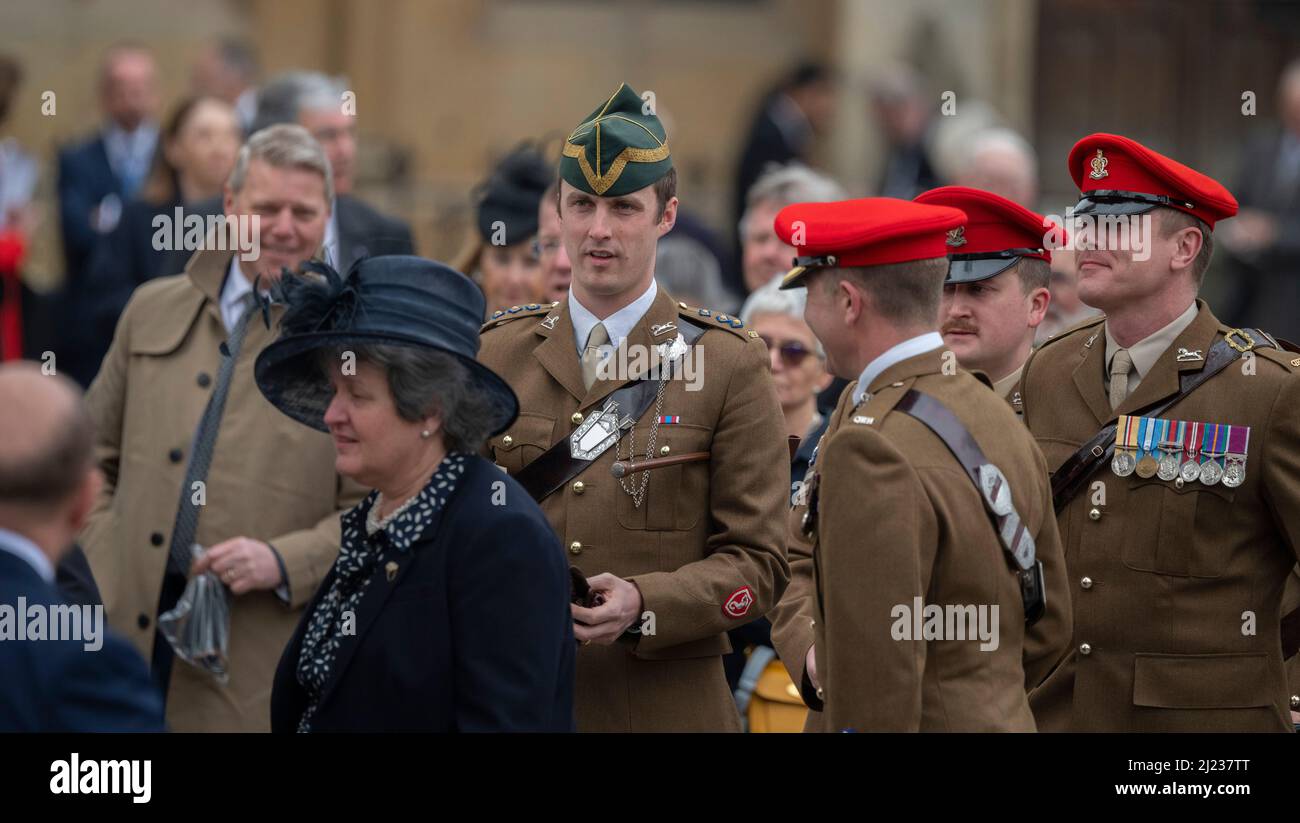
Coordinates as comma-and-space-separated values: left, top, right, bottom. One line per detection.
725, 275, 833, 700
740, 275, 834, 489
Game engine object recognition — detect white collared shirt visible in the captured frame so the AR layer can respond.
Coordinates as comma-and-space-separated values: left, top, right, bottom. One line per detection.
102, 121, 158, 193
322, 202, 340, 268
220, 256, 272, 333
851, 331, 946, 405
0, 527, 54, 584
569, 279, 658, 353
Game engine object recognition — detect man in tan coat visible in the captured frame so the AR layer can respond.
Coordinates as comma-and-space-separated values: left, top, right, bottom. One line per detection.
478, 84, 790, 732
81, 125, 363, 731
1021, 133, 1300, 731
915, 186, 1053, 415
766, 197, 1071, 732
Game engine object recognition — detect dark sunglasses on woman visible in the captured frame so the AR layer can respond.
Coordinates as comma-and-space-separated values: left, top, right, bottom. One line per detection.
758, 335, 815, 368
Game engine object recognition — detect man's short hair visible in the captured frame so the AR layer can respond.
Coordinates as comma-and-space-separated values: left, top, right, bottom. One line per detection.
741, 163, 846, 235
557, 166, 677, 221
228, 123, 334, 203
1015, 257, 1051, 294
1157, 207, 1214, 287
251, 71, 347, 134
0, 377, 94, 507
829, 257, 949, 327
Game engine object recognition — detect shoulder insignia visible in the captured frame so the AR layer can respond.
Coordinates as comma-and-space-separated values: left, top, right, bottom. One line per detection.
480, 302, 557, 333
677, 303, 752, 339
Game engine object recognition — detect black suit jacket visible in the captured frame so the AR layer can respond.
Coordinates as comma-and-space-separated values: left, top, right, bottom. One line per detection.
271, 455, 575, 732
57, 135, 124, 283
0, 548, 163, 731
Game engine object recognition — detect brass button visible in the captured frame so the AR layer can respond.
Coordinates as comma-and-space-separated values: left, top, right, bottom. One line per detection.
568, 541, 582, 556
1080, 576, 1093, 590
1175, 477, 1185, 489
660, 445, 671, 456
1291, 694, 1299, 710
1079, 643, 1092, 655
571, 412, 584, 425
502, 435, 513, 447
815, 686, 825, 699
1088, 507, 1101, 521
572, 481, 585, 495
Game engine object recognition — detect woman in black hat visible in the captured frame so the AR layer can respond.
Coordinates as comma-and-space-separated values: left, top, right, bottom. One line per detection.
255, 255, 574, 732
453, 144, 553, 318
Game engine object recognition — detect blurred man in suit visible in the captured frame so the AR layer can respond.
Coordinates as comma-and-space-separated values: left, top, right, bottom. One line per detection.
248, 71, 414, 269
56, 44, 160, 386
191, 37, 260, 133
0, 362, 163, 731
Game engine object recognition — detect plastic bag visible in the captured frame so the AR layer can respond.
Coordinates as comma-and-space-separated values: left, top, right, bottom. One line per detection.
158, 544, 231, 684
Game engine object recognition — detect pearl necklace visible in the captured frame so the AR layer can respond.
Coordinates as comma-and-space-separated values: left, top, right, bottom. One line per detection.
365, 491, 422, 536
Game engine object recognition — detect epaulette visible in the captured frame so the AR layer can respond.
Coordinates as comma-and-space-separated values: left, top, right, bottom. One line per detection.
1231, 327, 1300, 372
481, 302, 559, 333
675, 301, 761, 341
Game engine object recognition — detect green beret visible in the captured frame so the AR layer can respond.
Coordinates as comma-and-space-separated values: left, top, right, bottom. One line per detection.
561, 83, 672, 197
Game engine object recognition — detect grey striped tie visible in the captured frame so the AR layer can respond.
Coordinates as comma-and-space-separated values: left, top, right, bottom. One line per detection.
166, 293, 258, 574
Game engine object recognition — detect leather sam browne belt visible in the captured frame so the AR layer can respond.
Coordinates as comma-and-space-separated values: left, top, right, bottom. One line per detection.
895, 389, 1046, 625
513, 318, 707, 502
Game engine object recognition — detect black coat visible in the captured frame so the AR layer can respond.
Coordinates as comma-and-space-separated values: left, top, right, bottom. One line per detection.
271, 455, 575, 732
0, 548, 163, 732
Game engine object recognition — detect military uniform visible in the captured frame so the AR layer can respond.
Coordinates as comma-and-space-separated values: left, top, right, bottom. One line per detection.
915, 186, 1061, 420
766, 198, 1071, 731
476, 84, 791, 732
1021, 133, 1300, 731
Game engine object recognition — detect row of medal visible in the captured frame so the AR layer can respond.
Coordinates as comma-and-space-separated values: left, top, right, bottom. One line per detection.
1111, 415, 1250, 488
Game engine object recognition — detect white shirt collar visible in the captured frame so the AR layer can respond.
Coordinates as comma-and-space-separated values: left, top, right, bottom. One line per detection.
852, 331, 945, 405
569, 278, 658, 353
0, 527, 55, 584
323, 201, 340, 268
220, 255, 272, 333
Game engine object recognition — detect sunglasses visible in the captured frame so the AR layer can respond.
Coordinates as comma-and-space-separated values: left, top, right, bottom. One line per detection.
758, 335, 815, 367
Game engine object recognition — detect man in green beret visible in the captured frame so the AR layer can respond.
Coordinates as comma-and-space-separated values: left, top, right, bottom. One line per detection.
479, 83, 791, 732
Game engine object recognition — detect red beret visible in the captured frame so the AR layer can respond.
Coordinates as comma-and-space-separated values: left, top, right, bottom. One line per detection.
775, 197, 966, 289
1068, 133, 1238, 228
914, 186, 1060, 284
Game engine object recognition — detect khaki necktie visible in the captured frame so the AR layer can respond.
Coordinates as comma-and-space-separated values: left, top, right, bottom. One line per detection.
1109, 348, 1133, 410
581, 322, 610, 391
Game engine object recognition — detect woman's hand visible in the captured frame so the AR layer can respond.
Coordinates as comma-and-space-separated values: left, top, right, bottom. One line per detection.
191, 538, 284, 595
571, 573, 643, 645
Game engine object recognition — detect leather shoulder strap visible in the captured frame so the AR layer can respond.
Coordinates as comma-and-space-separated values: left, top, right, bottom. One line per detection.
512, 319, 707, 502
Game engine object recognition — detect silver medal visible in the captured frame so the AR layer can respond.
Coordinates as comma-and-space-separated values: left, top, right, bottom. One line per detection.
1179, 459, 1201, 483
1111, 449, 1136, 477
1156, 452, 1181, 481
1222, 456, 1246, 488
1199, 458, 1224, 486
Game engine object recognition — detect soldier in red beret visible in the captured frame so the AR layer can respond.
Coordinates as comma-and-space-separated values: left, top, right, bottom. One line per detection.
1021, 133, 1300, 731
767, 197, 1071, 731
916, 186, 1058, 415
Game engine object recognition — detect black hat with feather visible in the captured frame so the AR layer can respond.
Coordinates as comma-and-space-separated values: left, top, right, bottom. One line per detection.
254, 255, 519, 435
